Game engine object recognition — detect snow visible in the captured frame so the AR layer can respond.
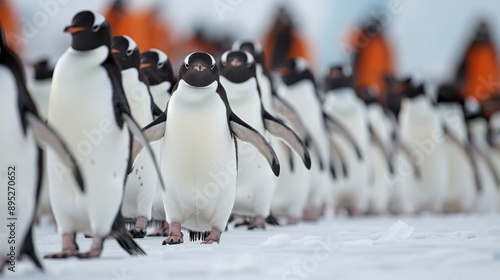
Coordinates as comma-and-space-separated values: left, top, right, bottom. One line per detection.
5, 214, 500, 280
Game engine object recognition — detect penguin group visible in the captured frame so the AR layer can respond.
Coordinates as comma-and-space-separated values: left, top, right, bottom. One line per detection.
1, 9, 500, 272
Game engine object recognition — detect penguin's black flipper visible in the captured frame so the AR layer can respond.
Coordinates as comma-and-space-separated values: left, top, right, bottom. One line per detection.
263, 111, 311, 170
265, 214, 281, 226
394, 139, 422, 180
130, 111, 167, 163
19, 227, 43, 271
323, 113, 363, 160
305, 134, 325, 171
369, 124, 394, 174
442, 125, 482, 192
328, 137, 349, 178
273, 95, 307, 139
24, 112, 85, 192
229, 112, 280, 177
122, 112, 166, 191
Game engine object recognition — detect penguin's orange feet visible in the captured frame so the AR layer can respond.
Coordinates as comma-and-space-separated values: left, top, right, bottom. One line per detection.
77, 235, 104, 259
148, 221, 170, 237
162, 222, 183, 245
201, 228, 221, 244
248, 216, 266, 230
44, 232, 79, 259
234, 216, 251, 227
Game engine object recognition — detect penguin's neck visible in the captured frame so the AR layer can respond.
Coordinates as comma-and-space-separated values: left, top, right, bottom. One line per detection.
221, 76, 259, 104
469, 119, 489, 146
174, 80, 218, 104
324, 88, 358, 113
438, 103, 468, 142
255, 64, 274, 113
68, 46, 108, 67
121, 68, 140, 83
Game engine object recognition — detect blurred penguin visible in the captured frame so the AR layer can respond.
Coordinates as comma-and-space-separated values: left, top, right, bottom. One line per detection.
323, 65, 371, 216
464, 98, 499, 213
398, 82, 448, 213
436, 84, 478, 213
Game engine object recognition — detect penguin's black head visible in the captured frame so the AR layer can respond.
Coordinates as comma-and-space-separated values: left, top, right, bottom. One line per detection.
405, 83, 426, 99
219, 50, 256, 83
324, 65, 354, 92
232, 40, 264, 65
436, 84, 464, 105
64, 10, 111, 51
33, 59, 54, 80
179, 52, 218, 87
274, 58, 315, 86
140, 49, 175, 86
112, 35, 140, 70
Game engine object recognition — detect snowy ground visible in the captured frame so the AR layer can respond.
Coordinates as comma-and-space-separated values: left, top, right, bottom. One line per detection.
4, 214, 500, 280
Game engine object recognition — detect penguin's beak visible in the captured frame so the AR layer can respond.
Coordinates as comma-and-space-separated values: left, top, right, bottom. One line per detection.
274, 66, 291, 76
194, 63, 206, 72
64, 26, 86, 34
140, 63, 152, 69
111, 49, 121, 54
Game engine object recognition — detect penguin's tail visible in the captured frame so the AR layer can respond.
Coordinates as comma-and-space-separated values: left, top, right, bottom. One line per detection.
188, 231, 210, 242
265, 214, 282, 226
111, 229, 147, 256
111, 212, 146, 256
19, 227, 43, 271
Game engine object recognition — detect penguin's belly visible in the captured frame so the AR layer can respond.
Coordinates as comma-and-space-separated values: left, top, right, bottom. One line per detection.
368, 143, 390, 213
123, 78, 153, 127
0, 71, 39, 255
442, 141, 475, 212
150, 83, 171, 112
475, 149, 498, 213
400, 121, 448, 211
271, 141, 310, 217
48, 67, 129, 234
162, 96, 237, 231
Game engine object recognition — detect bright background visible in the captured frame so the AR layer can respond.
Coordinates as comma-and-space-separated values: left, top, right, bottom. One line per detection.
11, 0, 500, 82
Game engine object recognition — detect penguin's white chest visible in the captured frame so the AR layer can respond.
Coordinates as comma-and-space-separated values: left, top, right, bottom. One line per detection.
122, 69, 153, 127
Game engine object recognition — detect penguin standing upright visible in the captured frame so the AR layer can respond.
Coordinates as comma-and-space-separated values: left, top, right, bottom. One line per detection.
140, 49, 176, 112
398, 82, 448, 213
28, 60, 56, 224
464, 98, 499, 213
112, 35, 161, 238
139, 48, 176, 236
219, 50, 310, 229
356, 87, 394, 215
45, 10, 161, 258
0, 26, 83, 271
232, 40, 316, 223
142, 52, 280, 244
273, 58, 335, 223
436, 84, 477, 213
323, 66, 371, 216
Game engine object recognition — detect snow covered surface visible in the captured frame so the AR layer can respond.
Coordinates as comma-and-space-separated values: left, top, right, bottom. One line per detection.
5, 214, 500, 280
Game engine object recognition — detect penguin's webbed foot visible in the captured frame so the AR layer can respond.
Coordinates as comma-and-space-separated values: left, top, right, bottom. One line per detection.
43, 250, 78, 259
201, 228, 221, 244
77, 235, 103, 258
44, 232, 79, 259
234, 216, 252, 227
129, 228, 147, 238
147, 221, 169, 237
287, 216, 299, 226
248, 216, 266, 230
162, 222, 183, 245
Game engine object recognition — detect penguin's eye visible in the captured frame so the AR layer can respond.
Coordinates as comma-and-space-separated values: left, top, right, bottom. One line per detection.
157, 61, 165, 69
92, 25, 101, 32
185, 63, 190, 69
126, 49, 134, 56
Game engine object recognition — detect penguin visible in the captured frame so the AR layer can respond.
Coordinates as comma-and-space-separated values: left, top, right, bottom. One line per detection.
0, 26, 84, 271
398, 82, 448, 213
356, 87, 394, 215
487, 103, 500, 211
141, 52, 280, 244
27, 59, 56, 225
436, 84, 478, 213
140, 49, 176, 112
232, 40, 320, 223
272, 58, 341, 223
219, 50, 310, 229
139, 49, 176, 236
45, 10, 162, 258
111, 35, 161, 238
463, 98, 499, 213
